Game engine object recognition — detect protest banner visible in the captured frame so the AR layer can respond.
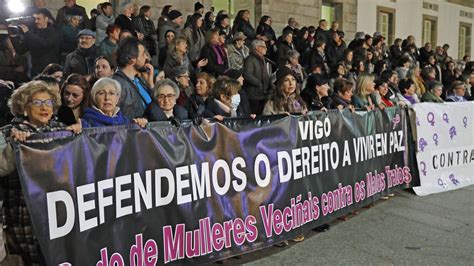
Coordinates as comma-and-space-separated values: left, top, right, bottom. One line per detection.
412, 102, 474, 196
15, 107, 413, 265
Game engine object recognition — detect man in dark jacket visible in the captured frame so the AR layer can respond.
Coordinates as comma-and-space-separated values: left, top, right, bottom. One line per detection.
64, 29, 98, 76
56, 0, 90, 29
9, 8, 60, 77
113, 38, 154, 119
243, 39, 273, 115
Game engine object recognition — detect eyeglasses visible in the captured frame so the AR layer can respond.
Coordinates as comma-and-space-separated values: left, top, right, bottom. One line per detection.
96, 91, 118, 97
30, 99, 55, 107
157, 94, 176, 100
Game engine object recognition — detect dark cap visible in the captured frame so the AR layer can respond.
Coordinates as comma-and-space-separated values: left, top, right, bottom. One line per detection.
306, 73, 328, 89
168, 10, 183, 21
275, 66, 296, 84
194, 2, 204, 11
224, 69, 243, 80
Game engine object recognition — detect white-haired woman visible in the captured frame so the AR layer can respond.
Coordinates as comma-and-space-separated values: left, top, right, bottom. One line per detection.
145, 78, 188, 121
81, 77, 147, 127
114, 2, 144, 40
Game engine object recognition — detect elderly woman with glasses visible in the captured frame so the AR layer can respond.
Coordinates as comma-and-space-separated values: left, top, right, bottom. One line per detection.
145, 78, 188, 122
81, 77, 147, 127
0, 80, 80, 265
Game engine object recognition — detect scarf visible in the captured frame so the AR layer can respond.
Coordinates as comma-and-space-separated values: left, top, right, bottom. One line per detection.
212, 44, 226, 65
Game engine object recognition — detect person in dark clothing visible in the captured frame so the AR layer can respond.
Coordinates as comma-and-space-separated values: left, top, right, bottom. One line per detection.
169, 66, 194, 113
9, 8, 60, 77
232, 9, 257, 45
115, 2, 144, 39
294, 27, 311, 58
113, 38, 154, 119
57, 74, 91, 125
188, 72, 216, 118
214, 14, 232, 44
89, 8, 99, 31
145, 78, 188, 122
59, 9, 83, 58
204, 76, 250, 119
64, 29, 99, 76
243, 40, 273, 115
132, 5, 157, 57
389, 38, 403, 68
419, 42, 433, 66
283, 17, 299, 35
158, 30, 176, 68
309, 40, 329, 77
315, 19, 328, 44
276, 30, 295, 67
256, 15, 277, 64
203, 12, 215, 32
200, 29, 229, 77
326, 30, 347, 69
330, 78, 355, 110
301, 74, 331, 111
56, 0, 90, 29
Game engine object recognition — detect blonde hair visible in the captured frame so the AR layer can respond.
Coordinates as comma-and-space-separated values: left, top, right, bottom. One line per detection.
355, 73, 375, 97
9, 81, 61, 116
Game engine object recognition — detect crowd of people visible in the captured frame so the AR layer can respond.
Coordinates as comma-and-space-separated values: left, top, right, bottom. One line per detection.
0, 0, 473, 264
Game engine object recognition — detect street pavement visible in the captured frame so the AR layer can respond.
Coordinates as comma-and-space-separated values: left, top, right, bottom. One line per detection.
213, 186, 474, 265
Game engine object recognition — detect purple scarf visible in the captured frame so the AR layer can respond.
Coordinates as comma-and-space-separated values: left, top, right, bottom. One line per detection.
212, 44, 226, 65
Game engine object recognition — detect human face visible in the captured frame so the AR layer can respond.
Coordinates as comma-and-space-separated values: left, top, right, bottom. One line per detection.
405, 84, 415, 96
156, 85, 176, 111
64, 0, 75, 8
34, 14, 48, 29
285, 33, 293, 44
70, 16, 81, 27
95, 84, 119, 116
289, 56, 299, 66
176, 72, 190, 88
256, 44, 267, 57
428, 56, 435, 65
222, 18, 230, 27
26, 91, 55, 127
166, 32, 175, 44
63, 85, 84, 109
145, 10, 152, 18
235, 39, 245, 48
433, 86, 443, 97
196, 17, 203, 28
346, 51, 353, 62
365, 79, 375, 94
317, 83, 329, 97
337, 65, 345, 76
211, 32, 220, 44
110, 28, 120, 41
340, 89, 353, 101
133, 45, 147, 72
174, 16, 184, 26
79, 35, 95, 49
219, 34, 226, 45
103, 6, 113, 16
52, 71, 63, 83
237, 75, 244, 86
454, 86, 466, 97
124, 4, 133, 17
281, 74, 297, 96
389, 74, 399, 85
176, 40, 187, 54
264, 17, 272, 26
242, 11, 250, 21
195, 78, 209, 97
95, 58, 113, 78
377, 82, 388, 97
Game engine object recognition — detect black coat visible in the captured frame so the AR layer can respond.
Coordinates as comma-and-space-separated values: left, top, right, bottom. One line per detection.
144, 101, 188, 122
115, 14, 138, 36
326, 41, 346, 68
243, 52, 273, 100
10, 25, 60, 76
276, 41, 294, 66
63, 46, 98, 76
232, 20, 256, 44
301, 87, 331, 111
203, 93, 251, 118
200, 44, 229, 77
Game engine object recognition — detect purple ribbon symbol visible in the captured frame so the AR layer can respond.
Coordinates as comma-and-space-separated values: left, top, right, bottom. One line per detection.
416, 117, 420, 126
427, 112, 435, 126
392, 114, 400, 129
463, 117, 468, 128
449, 126, 457, 139
420, 161, 427, 176
432, 133, 439, 145
442, 113, 449, 124
438, 178, 447, 188
449, 174, 460, 186
418, 138, 428, 152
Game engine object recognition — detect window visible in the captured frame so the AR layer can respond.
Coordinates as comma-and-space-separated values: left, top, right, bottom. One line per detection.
376, 7, 395, 45
422, 15, 437, 46
459, 23, 472, 59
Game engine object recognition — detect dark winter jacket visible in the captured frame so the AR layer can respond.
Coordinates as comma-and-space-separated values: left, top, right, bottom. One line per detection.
64, 46, 98, 76
243, 52, 273, 100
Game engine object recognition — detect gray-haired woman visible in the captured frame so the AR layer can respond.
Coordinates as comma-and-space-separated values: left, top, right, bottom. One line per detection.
81, 77, 147, 127
144, 78, 189, 121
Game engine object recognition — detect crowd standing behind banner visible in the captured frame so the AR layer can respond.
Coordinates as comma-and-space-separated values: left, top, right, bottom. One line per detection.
0, 0, 473, 264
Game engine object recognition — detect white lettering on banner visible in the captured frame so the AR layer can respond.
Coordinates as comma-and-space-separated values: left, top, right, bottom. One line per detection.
413, 102, 474, 196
